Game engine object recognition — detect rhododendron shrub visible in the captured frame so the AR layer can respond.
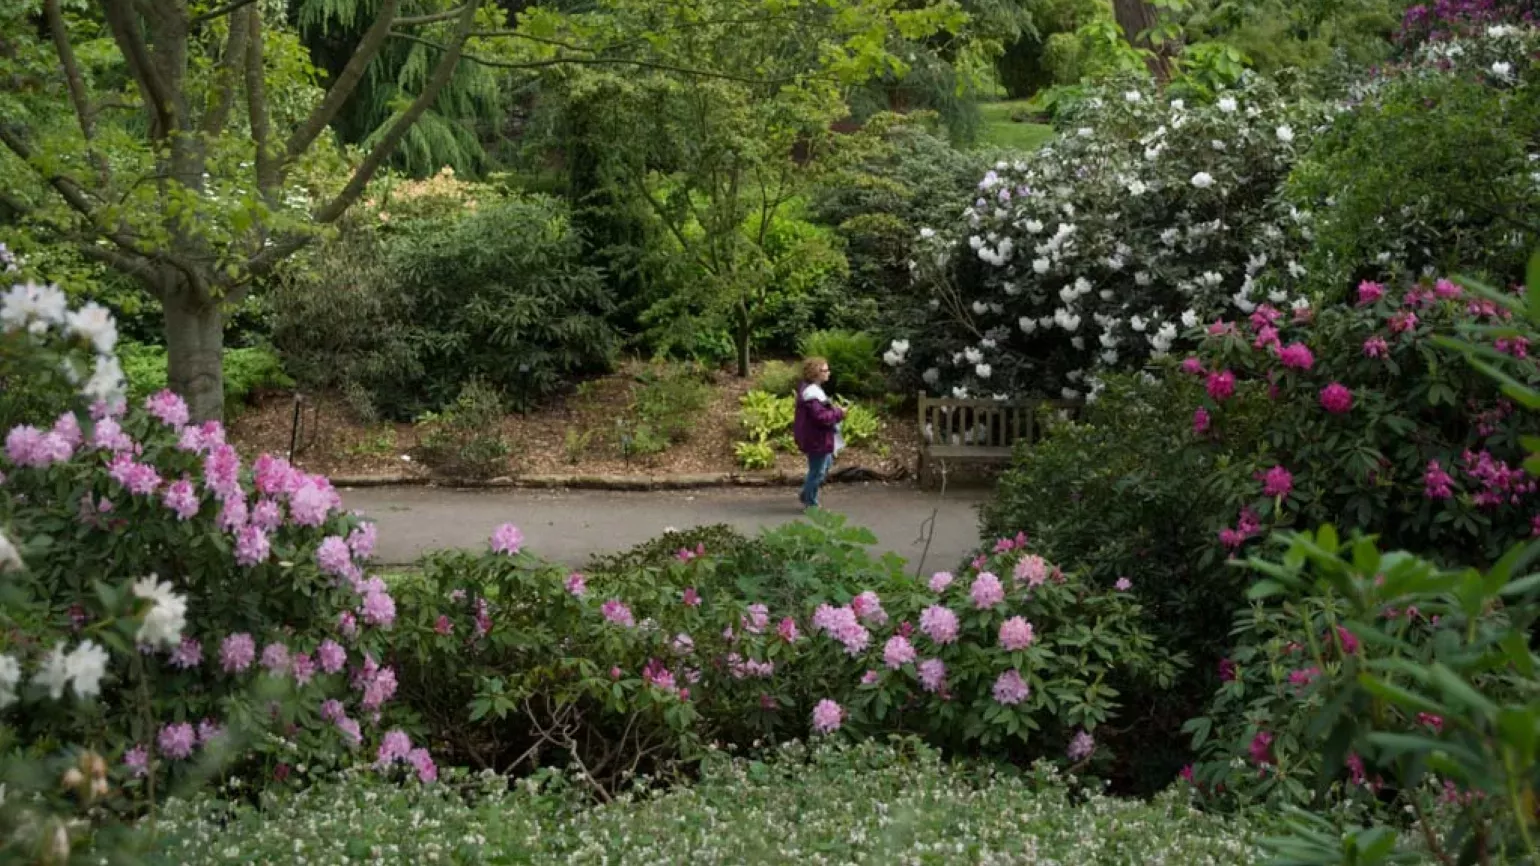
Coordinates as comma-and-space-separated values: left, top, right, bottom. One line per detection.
383, 513, 1179, 790
885, 75, 1324, 400
0, 291, 425, 860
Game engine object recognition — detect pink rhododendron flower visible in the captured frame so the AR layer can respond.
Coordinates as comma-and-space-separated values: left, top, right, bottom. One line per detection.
1434, 278, 1462, 299
197, 718, 224, 744
992, 669, 1030, 705
970, 572, 1005, 609
52, 412, 81, 450
490, 523, 523, 555
1115, 577, 1132, 591
250, 498, 282, 531
1334, 625, 1360, 655
233, 524, 271, 567
359, 589, 396, 628
928, 571, 955, 592
1361, 335, 1389, 359
812, 604, 871, 656
778, 617, 799, 642
1418, 712, 1445, 733
1277, 342, 1314, 370
377, 730, 413, 766
336, 716, 362, 747
743, 603, 771, 634
1357, 280, 1386, 306
642, 658, 678, 692
919, 605, 960, 645
601, 600, 635, 628
408, 748, 437, 783
1249, 731, 1273, 766
434, 615, 454, 636
852, 591, 888, 625
672, 633, 694, 655
1346, 753, 1366, 786
1389, 310, 1419, 334
1206, 370, 1236, 402
682, 587, 701, 607
347, 522, 378, 560
811, 699, 844, 734
474, 598, 492, 636
317, 640, 346, 673
1288, 667, 1321, 689
1067, 730, 1095, 761
124, 746, 148, 777
169, 637, 202, 669
883, 635, 917, 669
1013, 555, 1048, 587
145, 390, 190, 428
260, 642, 290, 675
1424, 460, 1455, 500
217, 496, 248, 532
1218, 658, 1237, 682
1207, 320, 1232, 335
917, 658, 946, 693
107, 454, 161, 495
1259, 465, 1293, 498
1179, 765, 1195, 784
287, 478, 334, 527
290, 653, 315, 685
999, 616, 1035, 651
91, 418, 132, 452
1249, 305, 1281, 331
1193, 408, 1211, 434
338, 610, 358, 637
316, 536, 353, 578
1320, 383, 1354, 414
220, 633, 256, 673
1180, 356, 1204, 375
1253, 324, 1281, 351
565, 572, 587, 597
1497, 336, 1530, 358
356, 658, 398, 710
158, 722, 196, 760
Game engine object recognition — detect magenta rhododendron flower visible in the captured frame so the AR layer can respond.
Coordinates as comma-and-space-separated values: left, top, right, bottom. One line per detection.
1252, 324, 1280, 351
1424, 459, 1455, 499
490, 523, 523, 555
1179, 765, 1195, 784
852, 591, 888, 625
1250, 305, 1281, 330
1334, 625, 1360, 655
1067, 730, 1095, 761
1418, 712, 1445, 733
203, 444, 241, 500
1277, 342, 1314, 370
219, 633, 255, 673
317, 639, 346, 674
998, 616, 1035, 651
1357, 280, 1386, 306
682, 587, 701, 606
928, 571, 954, 592
434, 615, 453, 636
565, 572, 587, 597
1192, 408, 1211, 435
377, 730, 413, 766
158, 722, 196, 760
1206, 370, 1236, 402
1288, 667, 1321, 689
1218, 658, 1237, 682
1319, 382, 1353, 414
1114, 577, 1132, 591
1434, 278, 1462, 299
778, 617, 799, 642
743, 603, 771, 634
1346, 753, 1366, 786
919, 605, 960, 645
970, 572, 1005, 609
917, 658, 946, 693
883, 635, 917, 669
1259, 465, 1293, 498
1013, 554, 1048, 587
1180, 356, 1204, 375
601, 600, 635, 628
145, 390, 190, 429
1389, 310, 1419, 334
316, 536, 353, 578
1249, 731, 1274, 766
408, 748, 437, 783
992, 669, 1030, 705
123, 745, 148, 778
811, 699, 844, 734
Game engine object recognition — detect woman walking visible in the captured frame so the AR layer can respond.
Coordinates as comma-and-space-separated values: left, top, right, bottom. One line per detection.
793, 357, 844, 509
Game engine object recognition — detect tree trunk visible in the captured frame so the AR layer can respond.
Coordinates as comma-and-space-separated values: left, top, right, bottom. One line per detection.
163, 291, 225, 423
1112, 0, 1172, 81
735, 312, 752, 379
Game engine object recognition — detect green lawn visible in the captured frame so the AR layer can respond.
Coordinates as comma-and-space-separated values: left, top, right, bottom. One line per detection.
976, 100, 1056, 152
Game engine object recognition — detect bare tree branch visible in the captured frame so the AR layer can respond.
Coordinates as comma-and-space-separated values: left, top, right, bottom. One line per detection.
201, 2, 250, 136
282, 0, 402, 167
76, 243, 165, 297
246, 1, 482, 275
190, 0, 259, 26
101, 0, 176, 139
245, 4, 277, 200
396, 4, 471, 26
46, 1, 95, 143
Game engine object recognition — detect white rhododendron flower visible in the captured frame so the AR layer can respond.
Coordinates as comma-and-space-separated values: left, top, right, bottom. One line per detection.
1191, 172, 1214, 189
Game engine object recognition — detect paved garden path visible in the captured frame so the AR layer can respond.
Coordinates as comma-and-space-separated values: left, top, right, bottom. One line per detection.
340, 483, 988, 573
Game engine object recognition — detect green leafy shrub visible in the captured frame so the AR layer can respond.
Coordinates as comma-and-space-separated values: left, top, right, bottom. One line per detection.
739, 390, 794, 441
585, 525, 759, 573
834, 400, 879, 448
272, 192, 618, 419
152, 739, 1269, 864
412, 379, 512, 479
752, 360, 802, 397
735, 439, 776, 470
119, 342, 293, 409
630, 363, 713, 444
797, 330, 883, 397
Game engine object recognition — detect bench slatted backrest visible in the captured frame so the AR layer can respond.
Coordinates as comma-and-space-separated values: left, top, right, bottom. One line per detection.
917, 394, 1081, 451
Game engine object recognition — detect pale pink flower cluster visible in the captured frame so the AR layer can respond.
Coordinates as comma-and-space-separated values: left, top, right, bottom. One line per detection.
219, 633, 256, 673
601, 599, 635, 628
811, 699, 844, 734
144, 390, 190, 428
742, 603, 770, 634
565, 572, 587, 597
726, 653, 775, 679
928, 571, 954, 592
1013, 555, 1048, 587
917, 658, 947, 693
882, 635, 917, 669
919, 605, 960, 645
317, 639, 346, 673
993, 669, 1030, 705
158, 722, 197, 760
354, 654, 398, 711
970, 572, 1005, 609
998, 616, 1035, 651
812, 604, 870, 656
851, 592, 888, 625
490, 523, 523, 555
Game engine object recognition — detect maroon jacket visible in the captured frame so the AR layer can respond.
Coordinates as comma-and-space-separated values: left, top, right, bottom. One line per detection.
793, 382, 844, 456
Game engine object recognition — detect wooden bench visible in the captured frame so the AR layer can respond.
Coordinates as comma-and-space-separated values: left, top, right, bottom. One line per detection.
916, 394, 1080, 488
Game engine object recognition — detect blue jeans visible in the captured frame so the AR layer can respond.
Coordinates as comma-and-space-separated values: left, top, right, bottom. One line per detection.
801, 452, 833, 507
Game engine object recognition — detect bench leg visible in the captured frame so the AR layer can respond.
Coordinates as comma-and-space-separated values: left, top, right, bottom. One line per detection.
917, 450, 928, 490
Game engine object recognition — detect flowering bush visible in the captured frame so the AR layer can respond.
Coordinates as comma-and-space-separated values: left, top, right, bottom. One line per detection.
0, 286, 430, 861
886, 74, 1325, 399
378, 512, 1180, 795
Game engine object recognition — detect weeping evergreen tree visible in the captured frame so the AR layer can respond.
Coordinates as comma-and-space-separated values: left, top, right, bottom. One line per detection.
291, 0, 504, 176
